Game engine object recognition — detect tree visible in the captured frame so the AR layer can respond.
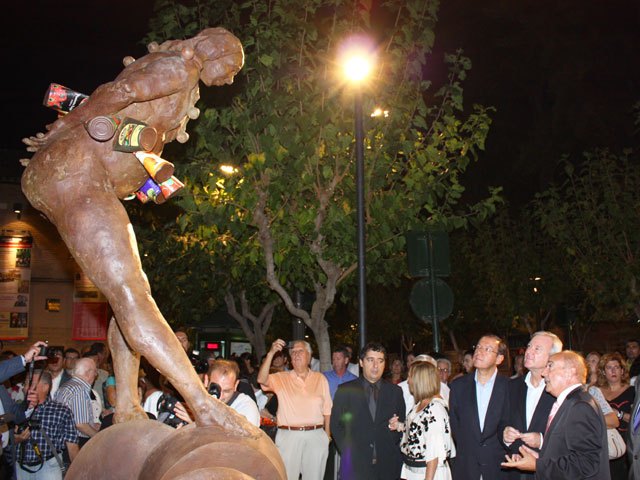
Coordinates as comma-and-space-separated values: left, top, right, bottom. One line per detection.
447, 205, 570, 346
145, 0, 501, 369
532, 150, 640, 336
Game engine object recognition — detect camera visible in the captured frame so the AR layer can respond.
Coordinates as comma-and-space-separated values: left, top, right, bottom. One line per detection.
38, 345, 58, 359
208, 382, 221, 399
16, 418, 40, 434
156, 394, 187, 428
188, 351, 209, 374
194, 358, 209, 375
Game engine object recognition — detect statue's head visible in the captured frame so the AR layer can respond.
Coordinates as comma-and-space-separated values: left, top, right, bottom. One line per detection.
192, 28, 244, 87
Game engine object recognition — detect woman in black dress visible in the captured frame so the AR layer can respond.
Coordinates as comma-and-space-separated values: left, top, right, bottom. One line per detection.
599, 352, 635, 480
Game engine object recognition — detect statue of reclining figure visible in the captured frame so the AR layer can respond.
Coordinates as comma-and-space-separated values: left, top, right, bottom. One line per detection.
22, 28, 248, 434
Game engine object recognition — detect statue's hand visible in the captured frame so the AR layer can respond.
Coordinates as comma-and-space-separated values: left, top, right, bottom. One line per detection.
22, 132, 48, 152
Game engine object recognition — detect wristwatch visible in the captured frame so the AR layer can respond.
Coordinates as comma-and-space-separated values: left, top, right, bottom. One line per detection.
617, 410, 624, 420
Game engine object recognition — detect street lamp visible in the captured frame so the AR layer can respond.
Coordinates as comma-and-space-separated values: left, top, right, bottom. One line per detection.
340, 38, 375, 351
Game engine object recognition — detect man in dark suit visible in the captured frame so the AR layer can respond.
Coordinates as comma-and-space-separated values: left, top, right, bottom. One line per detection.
449, 334, 509, 480
331, 342, 405, 480
0, 341, 48, 479
501, 331, 563, 479
502, 351, 610, 479
629, 377, 640, 479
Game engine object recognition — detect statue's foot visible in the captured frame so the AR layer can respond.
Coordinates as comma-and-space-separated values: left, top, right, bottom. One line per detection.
191, 396, 255, 438
113, 404, 149, 424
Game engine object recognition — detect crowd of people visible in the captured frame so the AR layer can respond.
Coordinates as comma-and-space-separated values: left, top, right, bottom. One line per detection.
0, 333, 639, 480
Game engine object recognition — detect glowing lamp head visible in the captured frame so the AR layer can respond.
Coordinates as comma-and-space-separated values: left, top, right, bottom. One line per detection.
339, 36, 375, 85
343, 53, 372, 83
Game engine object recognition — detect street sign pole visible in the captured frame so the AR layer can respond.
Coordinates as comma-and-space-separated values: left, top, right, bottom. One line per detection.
428, 232, 440, 353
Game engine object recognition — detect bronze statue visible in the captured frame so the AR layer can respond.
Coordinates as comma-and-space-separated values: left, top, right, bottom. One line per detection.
22, 28, 285, 478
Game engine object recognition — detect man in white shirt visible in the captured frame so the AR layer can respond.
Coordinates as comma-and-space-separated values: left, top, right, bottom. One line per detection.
46, 347, 72, 398
502, 351, 609, 479
501, 331, 562, 480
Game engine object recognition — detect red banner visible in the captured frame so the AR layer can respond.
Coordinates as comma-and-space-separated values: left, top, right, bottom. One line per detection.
71, 272, 108, 340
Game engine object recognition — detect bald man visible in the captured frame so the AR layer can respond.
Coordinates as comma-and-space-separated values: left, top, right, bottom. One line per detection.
55, 358, 100, 445
502, 351, 610, 479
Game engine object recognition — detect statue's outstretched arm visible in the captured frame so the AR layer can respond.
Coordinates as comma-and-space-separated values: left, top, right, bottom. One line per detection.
23, 54, 196, 151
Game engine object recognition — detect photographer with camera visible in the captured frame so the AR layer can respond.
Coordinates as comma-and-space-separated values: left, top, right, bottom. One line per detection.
173, 360, 260, 427
0, 341, 48, 479
15, 370, 78, 479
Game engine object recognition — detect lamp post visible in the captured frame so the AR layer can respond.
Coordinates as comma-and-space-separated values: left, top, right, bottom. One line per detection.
342, 42, 373, 351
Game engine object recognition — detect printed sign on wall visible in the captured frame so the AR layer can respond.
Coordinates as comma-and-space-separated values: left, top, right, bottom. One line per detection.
0, 235, 32, 340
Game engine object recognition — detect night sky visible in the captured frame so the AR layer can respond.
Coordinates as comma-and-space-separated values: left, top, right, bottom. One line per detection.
3, 1, 639, 205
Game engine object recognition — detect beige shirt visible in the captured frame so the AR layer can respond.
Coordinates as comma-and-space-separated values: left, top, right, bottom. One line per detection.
264, 370, 332, 426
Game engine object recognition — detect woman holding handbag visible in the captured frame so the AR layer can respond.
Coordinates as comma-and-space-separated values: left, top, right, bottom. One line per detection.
599, 352, 635, 480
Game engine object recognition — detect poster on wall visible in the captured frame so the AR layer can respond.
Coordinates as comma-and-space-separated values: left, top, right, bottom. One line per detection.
0, 235, 32, 340
72, 272, 109, 340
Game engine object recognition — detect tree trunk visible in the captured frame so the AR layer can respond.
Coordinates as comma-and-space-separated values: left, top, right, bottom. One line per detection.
224, 290, 275, 359
308, 314, 331, 372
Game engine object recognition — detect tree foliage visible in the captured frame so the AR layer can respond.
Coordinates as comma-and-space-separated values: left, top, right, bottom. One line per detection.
533, 150, 640, 325
143, 0, 501, 368
448, 205, 570, 346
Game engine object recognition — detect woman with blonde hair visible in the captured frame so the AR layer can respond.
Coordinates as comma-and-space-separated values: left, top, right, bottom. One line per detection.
389, 361, 455, 480
599, 351, 635, 479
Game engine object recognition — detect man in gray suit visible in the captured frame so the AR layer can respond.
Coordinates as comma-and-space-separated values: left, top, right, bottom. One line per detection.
629, 379, 640, 479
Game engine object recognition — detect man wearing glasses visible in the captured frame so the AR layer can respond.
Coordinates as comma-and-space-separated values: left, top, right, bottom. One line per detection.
449, 334, 510, 480
258, 339, 332, 480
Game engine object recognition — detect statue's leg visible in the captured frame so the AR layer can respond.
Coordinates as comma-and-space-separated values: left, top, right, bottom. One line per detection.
107, 317, 146, 422
53, 192, 247, 434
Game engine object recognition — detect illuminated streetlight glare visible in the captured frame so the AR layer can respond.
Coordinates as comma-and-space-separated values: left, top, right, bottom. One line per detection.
343, 53, 372, 83
220, 165, 238, 175
339, 36, 376, 85
371, 107, 389, 118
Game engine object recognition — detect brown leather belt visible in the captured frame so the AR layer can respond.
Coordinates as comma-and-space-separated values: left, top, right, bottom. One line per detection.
278, 424, 324, 431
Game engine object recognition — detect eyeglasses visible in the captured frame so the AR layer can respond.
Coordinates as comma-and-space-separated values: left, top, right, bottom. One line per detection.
438, 368, 450, 373
473, 345, 499, 355
289, 349, 307, 356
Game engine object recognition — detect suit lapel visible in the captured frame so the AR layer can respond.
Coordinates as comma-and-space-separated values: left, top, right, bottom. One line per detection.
530, 390, 555, 431
465, 374, 482, 437
514, 377, 528, 428
482, 375, 505, 437
545, 388, 580, 440
631, 382, 640, 452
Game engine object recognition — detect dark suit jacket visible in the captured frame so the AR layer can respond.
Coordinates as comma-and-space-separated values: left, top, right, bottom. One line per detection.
0, 384, 26, 480
537, 386, 610, 479
502, 375, 555, 479
0, 356, 26, 385
449, 371, 509, 480
331, 378, 405, 480
628, 380, 640, 480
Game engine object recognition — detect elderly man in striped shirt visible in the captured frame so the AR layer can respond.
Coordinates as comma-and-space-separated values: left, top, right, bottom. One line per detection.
54, 358, 99, 448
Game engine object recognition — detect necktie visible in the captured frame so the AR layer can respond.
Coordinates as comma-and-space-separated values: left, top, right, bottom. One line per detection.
633, 401, 640, 434
546, 401, 560, 433
368, 382, 378, 420
368, 382, 379, 464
